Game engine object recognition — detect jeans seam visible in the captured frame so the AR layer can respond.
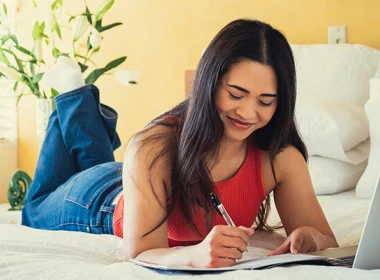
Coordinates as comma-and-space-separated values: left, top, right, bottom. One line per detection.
99, 104, 118, 120
55, 84, 96, 102
64, 175, 121, 209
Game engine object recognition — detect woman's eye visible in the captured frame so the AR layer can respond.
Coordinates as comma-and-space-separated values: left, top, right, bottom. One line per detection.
259, 101, 272, 107
228, 92, 242, 100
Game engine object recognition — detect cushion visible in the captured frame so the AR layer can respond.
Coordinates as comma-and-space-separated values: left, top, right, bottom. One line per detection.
291, 44, 380, 106
309, 156, 368, 195
356, 78, 380, 198
296, 96, 370, 165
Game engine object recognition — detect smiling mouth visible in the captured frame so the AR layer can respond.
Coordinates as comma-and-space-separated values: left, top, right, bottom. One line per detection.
227, 117, 254, 129
227, 117, 253, 126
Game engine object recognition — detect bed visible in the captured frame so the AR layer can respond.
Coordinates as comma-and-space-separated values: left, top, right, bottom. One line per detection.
1, 189, 379, 279
1, 44, 380, 279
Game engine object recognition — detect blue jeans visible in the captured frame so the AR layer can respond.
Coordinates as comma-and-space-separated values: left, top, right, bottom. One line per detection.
22, 85, 123, 235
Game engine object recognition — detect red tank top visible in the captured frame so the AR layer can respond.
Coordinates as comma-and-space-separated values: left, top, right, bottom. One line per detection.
113, 140, 267, 247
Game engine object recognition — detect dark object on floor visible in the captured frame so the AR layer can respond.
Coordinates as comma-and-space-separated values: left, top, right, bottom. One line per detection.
8, 170, 32, 211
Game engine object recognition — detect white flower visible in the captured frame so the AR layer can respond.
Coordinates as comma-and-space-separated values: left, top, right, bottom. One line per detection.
113, 70, 141, 86
0, 63, 22, 81
34, 39, 42, 62
45, 8, 55, 32
72, 16, 90, 42
89, 29, 102, 50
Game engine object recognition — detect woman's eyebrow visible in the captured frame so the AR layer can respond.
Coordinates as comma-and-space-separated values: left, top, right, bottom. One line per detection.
227, 84, 250, 93
227, 84, 277, 97
260, 93, 277, 97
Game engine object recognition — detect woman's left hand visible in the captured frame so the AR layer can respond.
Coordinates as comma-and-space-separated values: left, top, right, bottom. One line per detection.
268, 226, 325, 256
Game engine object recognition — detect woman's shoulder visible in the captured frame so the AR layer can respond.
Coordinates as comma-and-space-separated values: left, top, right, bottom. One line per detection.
129, 122, 178, 156
124, 122, 177, 193
260, 145, 306, 193
260, 145, 304, 166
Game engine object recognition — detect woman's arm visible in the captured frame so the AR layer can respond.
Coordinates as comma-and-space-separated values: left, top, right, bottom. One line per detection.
122, 126, 253, 267
122, 126, 173, 260
269, 146, 338, 255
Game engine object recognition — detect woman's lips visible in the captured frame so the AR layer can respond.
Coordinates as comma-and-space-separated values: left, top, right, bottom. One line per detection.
227, 117, 253, 130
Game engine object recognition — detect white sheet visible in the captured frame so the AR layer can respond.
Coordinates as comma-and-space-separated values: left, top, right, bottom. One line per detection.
0, 190, 379, 280
267, 189, 371, 247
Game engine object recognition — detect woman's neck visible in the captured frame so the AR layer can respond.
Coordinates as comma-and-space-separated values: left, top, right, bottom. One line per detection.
207, 137, 247, 182
217, 138, 246, 161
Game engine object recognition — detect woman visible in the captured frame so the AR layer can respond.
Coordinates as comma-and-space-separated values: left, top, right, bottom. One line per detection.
22, 19, 338, 268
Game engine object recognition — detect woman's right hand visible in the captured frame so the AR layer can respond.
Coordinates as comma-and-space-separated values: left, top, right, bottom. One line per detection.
188, 225, 254, 268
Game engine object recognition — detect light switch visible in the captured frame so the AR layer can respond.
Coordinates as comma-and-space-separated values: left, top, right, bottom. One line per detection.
328, 25, 347, 44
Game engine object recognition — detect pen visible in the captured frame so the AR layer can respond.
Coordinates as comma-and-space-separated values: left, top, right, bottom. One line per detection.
210, 192, 248, 252
210, 192, 236, 227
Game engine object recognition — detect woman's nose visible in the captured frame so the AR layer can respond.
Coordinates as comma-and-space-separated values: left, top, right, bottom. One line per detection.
236, 101, 257, 120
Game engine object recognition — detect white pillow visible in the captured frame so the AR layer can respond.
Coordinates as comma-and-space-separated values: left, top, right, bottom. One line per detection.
291, 44, 380, 106
309, 156, 368, 195
296, 96, 370, 165
356, 78, 380, 198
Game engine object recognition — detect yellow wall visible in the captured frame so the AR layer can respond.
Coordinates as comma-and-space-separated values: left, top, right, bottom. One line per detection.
16, 0, 380, 176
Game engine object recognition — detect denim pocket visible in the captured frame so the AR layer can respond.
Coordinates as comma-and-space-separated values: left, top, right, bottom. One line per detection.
64, 162, 122, 209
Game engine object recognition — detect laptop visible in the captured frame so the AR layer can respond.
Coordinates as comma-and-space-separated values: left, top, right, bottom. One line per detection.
310, 175, 380, 269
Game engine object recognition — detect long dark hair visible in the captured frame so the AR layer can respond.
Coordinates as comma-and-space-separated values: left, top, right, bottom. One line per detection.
135, 19, 307, 237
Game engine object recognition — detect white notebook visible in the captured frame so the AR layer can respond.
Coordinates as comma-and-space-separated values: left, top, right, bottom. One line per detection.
129, 247, 329, 271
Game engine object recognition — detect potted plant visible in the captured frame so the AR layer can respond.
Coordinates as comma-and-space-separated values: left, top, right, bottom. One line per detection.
0, 0, 139, 141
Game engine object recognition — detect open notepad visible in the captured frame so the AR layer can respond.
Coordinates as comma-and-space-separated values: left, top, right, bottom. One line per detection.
130, 247, 332, 271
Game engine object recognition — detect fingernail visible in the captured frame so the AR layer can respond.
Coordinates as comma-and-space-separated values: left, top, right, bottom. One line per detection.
291, 249, 298, 255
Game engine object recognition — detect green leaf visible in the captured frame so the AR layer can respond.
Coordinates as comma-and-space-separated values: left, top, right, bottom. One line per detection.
85, 68, 106, 84
51, 88, 59, 98
98, 22, 122, 33
0, 35, 9, 45
32, 1, 37, 8
95, 0, 114, 21
32, 22, 40, 40
16, 93, 23, 105
9, 34, 18, 45
85, 6, 92, 25
84, 57, 126, 84
15, 58, 24, 72
68, 15, 75, 23
13, 81, 19, 93
34, 81, 40, 91
0, 50, 9, 64
0, 34, 16, 45
95, 19, 102, 30
2, 49, 24, 72
52, 48, 60, 58
32, 73, 44, 84
40, 22, 46, 33
104, 56, 126, 72
30, 62, 35, 76
15, 46, 35, 57
3, 3, 7, 15
74, 53, 90, 60
51, 0, 62, 10
55, 23, 61, 39
78, 62, 88, 73
86, 36, 92, 51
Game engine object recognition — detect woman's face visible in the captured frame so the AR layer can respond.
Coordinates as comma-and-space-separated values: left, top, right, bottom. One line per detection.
215, 59, 278, 143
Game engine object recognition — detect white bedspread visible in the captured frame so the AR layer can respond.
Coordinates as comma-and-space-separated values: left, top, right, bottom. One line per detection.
1, 190, 379, 280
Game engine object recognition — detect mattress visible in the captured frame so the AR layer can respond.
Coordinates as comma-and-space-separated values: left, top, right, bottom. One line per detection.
0, 190, 379, 279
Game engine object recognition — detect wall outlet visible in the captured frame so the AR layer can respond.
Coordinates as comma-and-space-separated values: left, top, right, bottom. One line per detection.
328, 25, 347, 44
